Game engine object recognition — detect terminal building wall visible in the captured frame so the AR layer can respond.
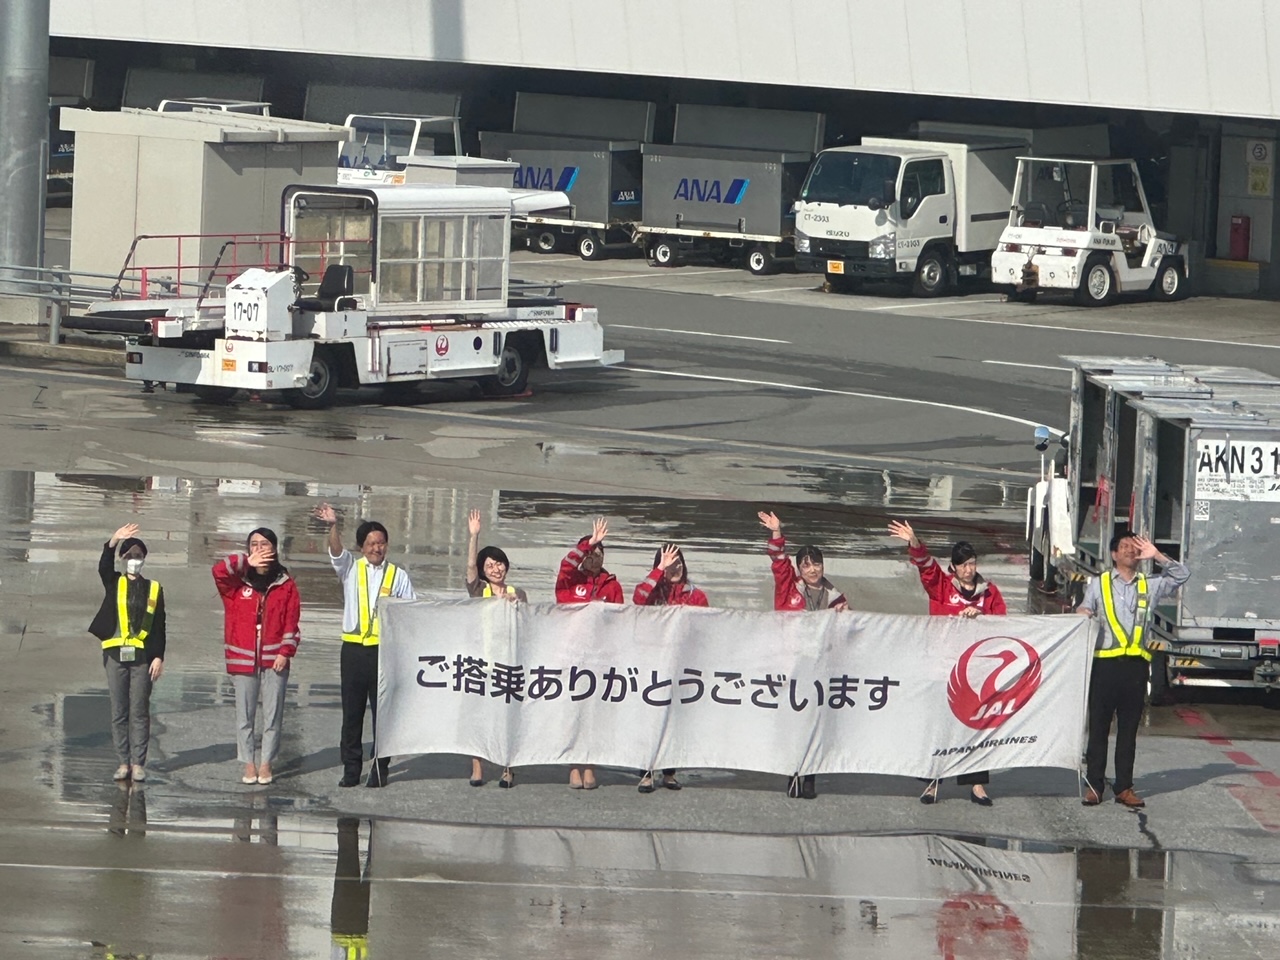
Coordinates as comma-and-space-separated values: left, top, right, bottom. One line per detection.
50, 0, 1280, 122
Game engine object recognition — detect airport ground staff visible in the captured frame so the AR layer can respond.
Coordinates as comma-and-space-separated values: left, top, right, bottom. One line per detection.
89, 523, 166, 783
1078, 532, 1190, 808
315, 503, 415, 788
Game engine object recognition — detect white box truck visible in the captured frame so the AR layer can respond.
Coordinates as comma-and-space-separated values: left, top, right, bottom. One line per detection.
794, 124, 1108, 296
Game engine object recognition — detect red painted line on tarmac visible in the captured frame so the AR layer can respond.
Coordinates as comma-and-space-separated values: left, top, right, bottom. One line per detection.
1176, 705, 1280, 832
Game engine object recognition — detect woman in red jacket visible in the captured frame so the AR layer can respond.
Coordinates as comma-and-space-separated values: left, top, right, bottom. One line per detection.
555, 517, 623, 789
888, 519, 1005, 806
633, 542, 707, 793
212, 528, 301, 785
759, 510, 849, 800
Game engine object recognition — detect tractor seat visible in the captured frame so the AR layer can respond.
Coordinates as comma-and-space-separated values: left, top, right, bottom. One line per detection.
295, 264, 354, 312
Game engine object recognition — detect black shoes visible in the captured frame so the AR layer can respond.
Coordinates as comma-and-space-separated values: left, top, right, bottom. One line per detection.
499, 768, 515, 789
919, 780, 939, 804
970, 789, 994, 807
788, 774, 817, 799
638, 772, 656, 794
338, 773, 360, 788
365, 762, 390, 788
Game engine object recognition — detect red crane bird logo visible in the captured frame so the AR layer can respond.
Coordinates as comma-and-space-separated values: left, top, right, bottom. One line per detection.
947, 637, 1043, 730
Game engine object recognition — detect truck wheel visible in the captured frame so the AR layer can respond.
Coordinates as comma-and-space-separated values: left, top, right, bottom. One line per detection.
1075, 254, 1117, 307
479, 341, 531, 396
191, 385, 237, 404
1148, 652, 1176, 706
650, 238, 676, 267
577, 232, 606, 261
285, 349, 338, 409
911, 247, 952, 297
534, 231, 561, 254
1152, 257, 1187, 301
746, 244, 776, 276
1006, 287, 1038, 304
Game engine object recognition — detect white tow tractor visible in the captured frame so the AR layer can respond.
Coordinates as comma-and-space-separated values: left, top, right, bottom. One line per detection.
990, 157, 1190, 306
96, 183, 623, 408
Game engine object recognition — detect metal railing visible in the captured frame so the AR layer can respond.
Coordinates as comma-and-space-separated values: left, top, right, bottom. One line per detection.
0, 264, 127, 344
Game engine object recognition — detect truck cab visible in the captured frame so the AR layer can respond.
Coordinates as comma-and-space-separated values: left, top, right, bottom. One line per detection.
991, 157, 1190, 306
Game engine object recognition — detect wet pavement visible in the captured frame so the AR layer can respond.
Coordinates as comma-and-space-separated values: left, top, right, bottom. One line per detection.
2, 328, 1280, 956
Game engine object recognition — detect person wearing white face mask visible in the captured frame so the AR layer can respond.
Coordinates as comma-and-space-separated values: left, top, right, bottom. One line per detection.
88, 523, 167, 783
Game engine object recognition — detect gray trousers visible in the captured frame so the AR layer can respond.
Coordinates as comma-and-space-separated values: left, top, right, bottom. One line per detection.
104, 656, 152, 765
231, 668, 289, 764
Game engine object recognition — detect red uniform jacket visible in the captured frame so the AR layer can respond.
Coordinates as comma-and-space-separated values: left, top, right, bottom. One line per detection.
633, 568, 709, 607
908, 542, 1006, 616
767, 534, 847, 611
212, 553, 302, 674
555, 536, 624, 604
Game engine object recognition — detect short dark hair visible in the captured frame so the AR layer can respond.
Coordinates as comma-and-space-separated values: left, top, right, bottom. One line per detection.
117, 536, 148, 558
795, 544, 823, 566
476, 545, 510, 580
653, 545, 687, 579
356, 520, 389, 547
951, 541, 978, 566
1109, 530, 1136, 553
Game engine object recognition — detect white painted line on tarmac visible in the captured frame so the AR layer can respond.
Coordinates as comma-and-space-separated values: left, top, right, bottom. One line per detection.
0, 363, 120, 383
982, 360, 1072, 372
609, 324, 791, 344
713, 285, 820, 298
864, 297, 1005, 310
557, 269, 725, 284
926, 313, 1280, 349
625, 365, 1064, 435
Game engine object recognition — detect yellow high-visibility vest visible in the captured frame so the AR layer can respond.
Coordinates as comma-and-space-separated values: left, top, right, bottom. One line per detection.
102, 577, 160, 650
331, 934, 369, 960
342, 560, 397, 646
1097, 571, 1152, 661
481, 582, 516, 599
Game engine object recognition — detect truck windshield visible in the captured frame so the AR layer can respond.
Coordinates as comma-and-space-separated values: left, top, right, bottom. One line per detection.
800, 152, 901, 206
1015, 160, 1094, 228
339, 118, 418, 171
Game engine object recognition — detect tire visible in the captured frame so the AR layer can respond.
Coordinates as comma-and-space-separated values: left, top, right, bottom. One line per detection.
650, 238, 676, 268
577, 231, 606, 261
1151, 257, 1187, 302
534, 231, 560, 254
745, 244, 776, 276
911, 247, 952, 297
479, 340, 531, 397
1006, 287, 1038, 304
382, 381, 423, 405
191, 384, 237, 404
1148, 652, 1176, 706
1075, 254, 1117, 307
284, 349, 339, 409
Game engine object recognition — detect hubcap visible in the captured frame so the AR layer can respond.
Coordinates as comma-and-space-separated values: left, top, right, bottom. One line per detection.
920, 259, 942, 288
303, 360, 329, 397
656, 245, 670, 263
1087, 265, 1110, 299
538, 234, 556, 252
1161, 267, 1179, 295
497, 348, 522, 386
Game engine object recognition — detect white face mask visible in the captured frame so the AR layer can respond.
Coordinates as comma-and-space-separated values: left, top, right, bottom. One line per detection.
125, 558, 145, 576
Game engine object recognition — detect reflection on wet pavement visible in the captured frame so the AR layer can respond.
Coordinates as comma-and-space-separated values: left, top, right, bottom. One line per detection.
3, 816, 1276, 959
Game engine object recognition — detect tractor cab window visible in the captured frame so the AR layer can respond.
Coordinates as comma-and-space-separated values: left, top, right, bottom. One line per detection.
290, 193, 374, 297
1096, 164, 1145, 223
1018, 160, 1093, 228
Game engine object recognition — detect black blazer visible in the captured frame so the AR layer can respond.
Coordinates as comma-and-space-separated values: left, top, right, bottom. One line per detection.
89, 542, 167, 661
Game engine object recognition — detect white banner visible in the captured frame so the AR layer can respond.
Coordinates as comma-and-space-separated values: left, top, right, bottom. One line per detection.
376, 601, 1092, 778
368, 823, 1078, 960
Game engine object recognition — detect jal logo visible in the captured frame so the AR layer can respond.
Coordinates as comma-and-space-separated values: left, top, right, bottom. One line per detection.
673, 177, 749, 204
513, 165, 579, 192
435, 335, 449, 357
947, 636, 1043, 729
574, 585, 588, 597
241, 586, 254, 599
936, 894, 1028, 960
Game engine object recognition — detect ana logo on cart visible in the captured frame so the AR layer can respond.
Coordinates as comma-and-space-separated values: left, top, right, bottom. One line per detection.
947, 636, 1042, 729
435, 335, 449, 357
673, 177, 749, 204
611, 189, 640, 205
513, 165, 579, 192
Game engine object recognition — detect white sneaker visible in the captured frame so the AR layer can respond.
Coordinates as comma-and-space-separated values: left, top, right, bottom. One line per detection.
131, 765, 147, 782
112, 764, 130, 781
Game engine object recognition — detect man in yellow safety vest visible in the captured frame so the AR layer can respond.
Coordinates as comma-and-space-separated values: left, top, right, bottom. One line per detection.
1077, 531, 1189, 808
315, 503, 415, 788
88, 523, 166, 783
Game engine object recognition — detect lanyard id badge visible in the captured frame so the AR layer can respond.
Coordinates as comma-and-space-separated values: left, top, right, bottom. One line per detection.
119, 646, 137, 663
